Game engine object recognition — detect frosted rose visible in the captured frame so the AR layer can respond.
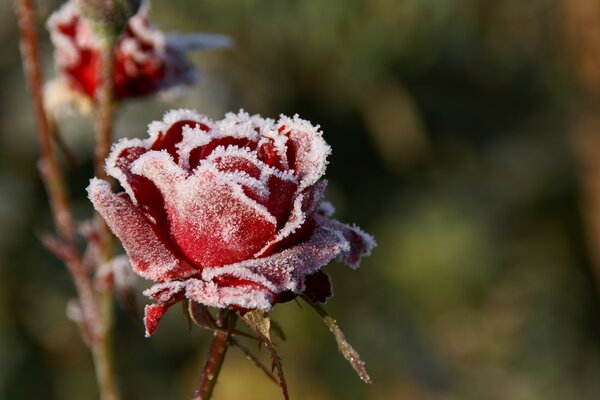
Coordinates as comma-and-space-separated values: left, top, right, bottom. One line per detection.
47, 1, 230, 99
88, 110, 375, 336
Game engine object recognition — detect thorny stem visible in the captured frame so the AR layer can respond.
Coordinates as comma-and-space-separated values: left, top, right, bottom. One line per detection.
92, 35, 120, 400
192, 310, 237, 400
15, 0, 75, 242
15, 0, 100, 348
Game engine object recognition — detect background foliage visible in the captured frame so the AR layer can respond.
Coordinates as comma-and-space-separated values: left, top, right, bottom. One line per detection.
2, 0, 600, 399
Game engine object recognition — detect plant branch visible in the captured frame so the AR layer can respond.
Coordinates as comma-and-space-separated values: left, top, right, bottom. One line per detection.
15, 0, 75, 242
192, 310, 236, 400
90, 33, 120, 400
301, 296, 372, 384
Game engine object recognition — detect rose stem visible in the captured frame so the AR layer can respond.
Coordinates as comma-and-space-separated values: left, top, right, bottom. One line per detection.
15, 0, 74, 241
192, 310, 237, 400
15, 1, 115, 399
91, 31, 120, 400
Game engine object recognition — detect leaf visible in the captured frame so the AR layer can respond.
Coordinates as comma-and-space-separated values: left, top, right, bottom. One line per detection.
242, 310, 271, 341
188, 301, 219, 330
301, 296, 372, 384
241, 311, 289, 400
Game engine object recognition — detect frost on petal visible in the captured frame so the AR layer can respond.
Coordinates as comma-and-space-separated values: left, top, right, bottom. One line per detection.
87, 178, 197, 281
202, 221, 354, 295
142, 278, 273, 335
278, 114, 331, 189
185, 279, 274, 310
132, 154, 277, 268
324, 219, 377, 269
257, 180, 327, 257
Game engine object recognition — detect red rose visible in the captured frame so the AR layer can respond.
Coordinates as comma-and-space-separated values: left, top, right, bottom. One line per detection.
88, 110, 375, 336
47, 1, 230, 99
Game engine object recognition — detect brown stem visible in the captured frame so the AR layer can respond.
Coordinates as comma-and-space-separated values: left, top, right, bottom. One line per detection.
94, 38, 116, 181
192, 310, 236, 400
91, 36, 120, 400
15, 0, 100, 342
15, 0, 75, 242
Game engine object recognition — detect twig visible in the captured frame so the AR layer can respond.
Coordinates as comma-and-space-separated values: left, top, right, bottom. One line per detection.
301, 296, 372, 384
231, 338, 279, 385
15, 0, 75, 242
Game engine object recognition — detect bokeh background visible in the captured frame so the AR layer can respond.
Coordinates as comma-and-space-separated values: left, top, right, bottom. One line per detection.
3, 0, 600, 398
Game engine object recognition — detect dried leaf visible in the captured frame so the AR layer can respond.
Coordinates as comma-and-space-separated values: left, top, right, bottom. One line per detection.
302, 296, 372, 384
241, 311, 289, 400
242, 310, 271, 341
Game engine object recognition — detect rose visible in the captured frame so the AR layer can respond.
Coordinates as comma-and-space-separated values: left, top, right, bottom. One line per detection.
47, 0, 230, 100
88, 109, 375, 336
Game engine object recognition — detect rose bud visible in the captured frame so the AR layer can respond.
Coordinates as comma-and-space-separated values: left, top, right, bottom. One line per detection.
87, 109, 375, 336
46, 0, 231, 103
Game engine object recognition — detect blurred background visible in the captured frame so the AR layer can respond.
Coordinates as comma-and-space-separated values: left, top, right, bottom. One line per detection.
3, 0, 600, 398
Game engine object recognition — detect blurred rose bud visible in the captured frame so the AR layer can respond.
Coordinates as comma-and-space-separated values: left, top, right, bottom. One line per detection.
46, 0, 231, 107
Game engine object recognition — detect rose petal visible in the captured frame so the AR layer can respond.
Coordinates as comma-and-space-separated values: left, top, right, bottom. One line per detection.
278, 114, 331, 189
87, 178, 197, 280
325, 219, 377, 269
131, 153, 277, 268
202, 220, 353, 294
142, 278, 274, 335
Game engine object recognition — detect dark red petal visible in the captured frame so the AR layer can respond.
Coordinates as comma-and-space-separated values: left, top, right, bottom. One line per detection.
188, 137, 256, 170
144, 304, 168, 337
265, 175, 298, 228
302, 270, 332, 303
257, 139, 284, 170
150, 120, 200, 163
212, 152, 262, 179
